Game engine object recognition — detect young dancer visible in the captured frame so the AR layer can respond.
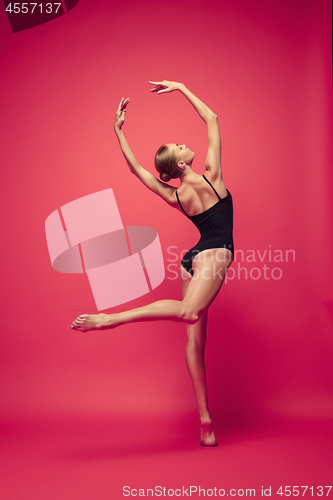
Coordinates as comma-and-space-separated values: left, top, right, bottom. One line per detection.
72, 81, 234, 446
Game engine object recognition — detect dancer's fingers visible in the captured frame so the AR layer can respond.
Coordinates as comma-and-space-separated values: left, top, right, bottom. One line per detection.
149, 81, 164, 92
117, 98, 124, 113
119, 97, 130, 113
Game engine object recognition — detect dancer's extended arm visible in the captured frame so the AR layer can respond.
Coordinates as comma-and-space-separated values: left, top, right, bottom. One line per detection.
114, 98, 176, 203
149, 81, 222, 180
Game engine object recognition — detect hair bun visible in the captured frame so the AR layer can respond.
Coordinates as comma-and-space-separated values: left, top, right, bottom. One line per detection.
160, 172, 171, 182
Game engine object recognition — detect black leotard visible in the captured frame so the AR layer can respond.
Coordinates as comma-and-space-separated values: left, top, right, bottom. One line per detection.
176, 175, 234, 275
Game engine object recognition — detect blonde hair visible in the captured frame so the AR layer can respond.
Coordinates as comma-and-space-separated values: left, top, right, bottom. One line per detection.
154, 145, 180, 182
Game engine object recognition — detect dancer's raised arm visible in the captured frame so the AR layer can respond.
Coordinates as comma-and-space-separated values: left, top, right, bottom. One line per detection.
114, 98, 175, 204
149, 81, 222, 180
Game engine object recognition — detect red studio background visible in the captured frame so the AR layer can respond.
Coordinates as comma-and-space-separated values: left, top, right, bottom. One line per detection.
1, 0, 332, 499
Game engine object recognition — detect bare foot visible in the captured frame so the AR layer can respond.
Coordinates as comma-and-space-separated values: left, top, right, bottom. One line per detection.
200, 416, 218, 447
71, 313, 116, 332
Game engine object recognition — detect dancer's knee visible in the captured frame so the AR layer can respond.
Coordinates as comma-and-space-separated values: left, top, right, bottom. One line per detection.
181, 303, 201, 324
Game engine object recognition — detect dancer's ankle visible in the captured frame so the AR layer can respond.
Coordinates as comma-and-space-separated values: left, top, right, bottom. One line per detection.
199, 411, 212, 423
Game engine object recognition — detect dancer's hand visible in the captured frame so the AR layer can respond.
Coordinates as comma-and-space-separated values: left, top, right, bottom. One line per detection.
114, 97, 130, 131
149, 80, 184, 94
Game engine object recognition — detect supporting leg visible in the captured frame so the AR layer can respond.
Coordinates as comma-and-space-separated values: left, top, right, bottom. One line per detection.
182, 268, 218, 446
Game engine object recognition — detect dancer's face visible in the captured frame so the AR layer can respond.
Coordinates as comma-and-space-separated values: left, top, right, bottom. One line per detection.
166, 143, 195, 165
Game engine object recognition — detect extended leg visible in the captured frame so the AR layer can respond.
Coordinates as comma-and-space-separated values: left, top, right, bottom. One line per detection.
71, 298, 199, 331
72, 248, 232, 333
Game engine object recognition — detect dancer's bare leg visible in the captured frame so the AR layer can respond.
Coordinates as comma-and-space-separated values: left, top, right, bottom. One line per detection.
71, 249, 232, 447
71, 249, 232, 333
181, 267, 218, 447
71, 298, 197, 331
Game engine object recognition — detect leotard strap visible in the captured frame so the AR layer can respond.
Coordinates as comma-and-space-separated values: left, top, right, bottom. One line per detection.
175, 190, 189, 217
176, 175, 223, 216
203, 175, 221, 200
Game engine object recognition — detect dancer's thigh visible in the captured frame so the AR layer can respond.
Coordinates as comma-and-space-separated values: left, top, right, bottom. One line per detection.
183, 248, 232, 314
181, 265, 192, 299
181, 265, 208, 339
